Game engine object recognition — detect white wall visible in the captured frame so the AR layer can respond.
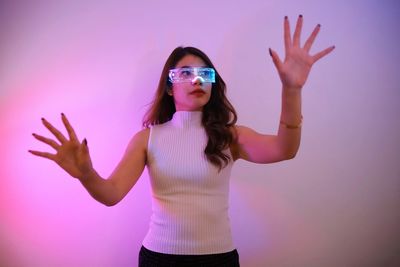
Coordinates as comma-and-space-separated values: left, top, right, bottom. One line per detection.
1, 0, 399, 266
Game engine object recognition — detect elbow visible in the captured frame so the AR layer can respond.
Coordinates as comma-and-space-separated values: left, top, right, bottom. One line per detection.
104, 201, 117, 207
283, 149, 298, 160
287, 152, 297, 160
103, 198, 121, 207
276, 139, 300, 161
102, 181, 123, 207
285, 143, 300, 160
100, 196, 121, 207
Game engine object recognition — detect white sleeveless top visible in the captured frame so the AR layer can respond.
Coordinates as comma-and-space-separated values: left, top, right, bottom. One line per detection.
142, 111, 235, 255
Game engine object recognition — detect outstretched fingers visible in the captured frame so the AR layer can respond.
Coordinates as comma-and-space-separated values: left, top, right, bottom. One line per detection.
284, 16, 291, 54
32, 133, 60, 150
28, 150, 56, 160
293, 15, 303, 47
312, 45, 335, 63
269, 48, 283, 72
79, 138, 89, 156
42, 117, 68, 144
303, 24, 320, 52
61, 113, 79, 142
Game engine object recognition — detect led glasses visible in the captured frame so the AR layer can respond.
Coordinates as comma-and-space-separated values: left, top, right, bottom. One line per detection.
169, 67, 216, 84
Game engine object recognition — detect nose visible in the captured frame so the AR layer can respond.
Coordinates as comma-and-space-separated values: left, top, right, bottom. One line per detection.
191, 76, 204, 86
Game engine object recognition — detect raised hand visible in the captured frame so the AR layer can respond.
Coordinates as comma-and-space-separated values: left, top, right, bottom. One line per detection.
29, 113, 93, 179
269, 15, 335, 90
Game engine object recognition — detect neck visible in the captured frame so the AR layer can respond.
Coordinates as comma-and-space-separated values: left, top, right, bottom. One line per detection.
170, 111, 202, 128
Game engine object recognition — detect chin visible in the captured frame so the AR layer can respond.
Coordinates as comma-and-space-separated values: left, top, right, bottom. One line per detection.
176, 97, 210, 111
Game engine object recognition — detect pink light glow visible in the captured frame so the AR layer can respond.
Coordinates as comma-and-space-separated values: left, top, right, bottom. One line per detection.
1, 1, 399, 266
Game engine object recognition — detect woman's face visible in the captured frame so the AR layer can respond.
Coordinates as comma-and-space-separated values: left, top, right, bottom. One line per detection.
169, 54, 212, 111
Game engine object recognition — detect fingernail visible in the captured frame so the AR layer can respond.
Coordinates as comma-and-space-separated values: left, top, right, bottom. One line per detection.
284, 16, 288, 20
269, 48, 272, 57
299, 14, 303, 18
32, 133, 36, 136
41, 117, 45, 121
317, 24, 321, 27
83, 138, 87, 145
61, 113, 65, 117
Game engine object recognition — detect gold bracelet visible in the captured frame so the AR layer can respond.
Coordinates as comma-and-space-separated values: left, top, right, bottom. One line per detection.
280, 116, 303, 129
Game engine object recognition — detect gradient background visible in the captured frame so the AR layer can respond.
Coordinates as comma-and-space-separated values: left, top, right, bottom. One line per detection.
1, 0, 399, 266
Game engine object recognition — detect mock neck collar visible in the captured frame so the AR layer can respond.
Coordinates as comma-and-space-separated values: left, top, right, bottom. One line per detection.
170, 111, 203, 128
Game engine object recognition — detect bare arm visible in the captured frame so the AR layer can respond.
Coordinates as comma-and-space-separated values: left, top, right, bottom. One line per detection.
78, 128, 149, 206
232, 15, 334, 163
29, 113, 149, 206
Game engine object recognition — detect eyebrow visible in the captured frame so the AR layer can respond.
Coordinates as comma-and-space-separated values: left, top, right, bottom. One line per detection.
179, 65, 208, 68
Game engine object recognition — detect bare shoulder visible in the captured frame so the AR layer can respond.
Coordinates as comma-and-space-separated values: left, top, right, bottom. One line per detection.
229, 124, 280, 163
135, 127, 150, 140
229, 125, 252, 144
126, 127, 150, 152
231, 124, 257, 142
235, 124, 259, 133
229, 125, 246, 161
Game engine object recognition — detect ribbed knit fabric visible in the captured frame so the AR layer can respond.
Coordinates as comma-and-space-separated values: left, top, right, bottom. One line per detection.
142, 111, 235, 255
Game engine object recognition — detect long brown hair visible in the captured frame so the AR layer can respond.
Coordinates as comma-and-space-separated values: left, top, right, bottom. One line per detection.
143, 46, 237, 170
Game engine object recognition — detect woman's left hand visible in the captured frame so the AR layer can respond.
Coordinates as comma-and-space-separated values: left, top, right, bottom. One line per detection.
269, 15, 335, 90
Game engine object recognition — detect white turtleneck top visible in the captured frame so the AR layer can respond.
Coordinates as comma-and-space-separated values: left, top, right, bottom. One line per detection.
142, 111, 235, 255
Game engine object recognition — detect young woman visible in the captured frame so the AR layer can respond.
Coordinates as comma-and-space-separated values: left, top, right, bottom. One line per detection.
29, 15, 334, 267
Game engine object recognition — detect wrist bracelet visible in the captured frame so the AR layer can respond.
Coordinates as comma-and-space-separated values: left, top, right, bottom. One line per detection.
280, 116, 303, 129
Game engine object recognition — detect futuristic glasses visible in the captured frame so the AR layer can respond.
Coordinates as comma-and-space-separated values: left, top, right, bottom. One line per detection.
169, 67, 216, 84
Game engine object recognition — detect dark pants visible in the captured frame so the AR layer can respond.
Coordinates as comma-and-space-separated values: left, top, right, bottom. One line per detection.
138, 245, 240, 267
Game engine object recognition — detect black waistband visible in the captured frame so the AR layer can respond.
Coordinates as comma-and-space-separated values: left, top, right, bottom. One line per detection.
138, 245, 240, 267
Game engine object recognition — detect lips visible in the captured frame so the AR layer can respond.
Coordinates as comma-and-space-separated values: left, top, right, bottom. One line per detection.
190, 89, 206, 95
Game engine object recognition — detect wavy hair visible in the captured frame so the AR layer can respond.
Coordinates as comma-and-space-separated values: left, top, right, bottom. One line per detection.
143, 46, 237, 170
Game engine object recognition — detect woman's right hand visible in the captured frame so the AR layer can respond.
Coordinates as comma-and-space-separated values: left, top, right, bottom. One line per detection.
29, 113, 93, 180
